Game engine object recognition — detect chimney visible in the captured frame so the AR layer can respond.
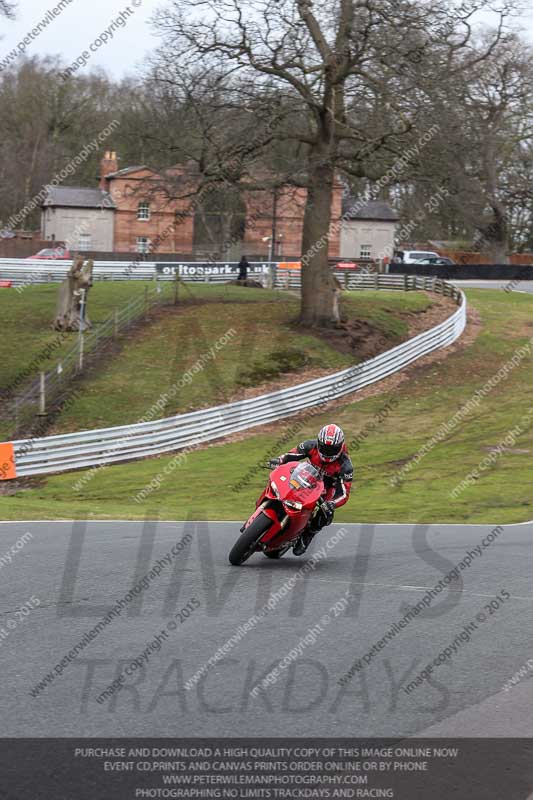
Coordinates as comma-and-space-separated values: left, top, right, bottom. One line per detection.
100, 150, 119, 189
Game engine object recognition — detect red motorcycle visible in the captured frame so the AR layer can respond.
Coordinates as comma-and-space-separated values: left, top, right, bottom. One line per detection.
229, 461, 325, 565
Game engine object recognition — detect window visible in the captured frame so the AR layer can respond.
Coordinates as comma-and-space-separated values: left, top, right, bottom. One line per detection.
78, 233, 91, 251
411, 252, 438, 260
137, 202, 151, 221
360, 244, 372, 258
136, 237, 151, 253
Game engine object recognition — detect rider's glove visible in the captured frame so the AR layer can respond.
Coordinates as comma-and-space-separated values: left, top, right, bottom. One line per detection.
320, 500, 336, 522
268, 457, 282, 468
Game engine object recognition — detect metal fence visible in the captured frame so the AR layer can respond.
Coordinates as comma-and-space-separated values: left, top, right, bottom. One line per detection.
0, 259, 462, 299
2, 283, 174, 435
2, 276, 467, 480
276, 270, 462, 299
0, 259, 271, 286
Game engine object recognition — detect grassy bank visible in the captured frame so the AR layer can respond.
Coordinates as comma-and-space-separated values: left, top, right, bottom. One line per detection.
29, 284, 433, 433
4, 288, 530, 524
0, 282, 156, 393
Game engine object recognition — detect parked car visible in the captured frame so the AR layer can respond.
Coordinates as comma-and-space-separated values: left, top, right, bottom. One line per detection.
392, 250, 441, 264
414, 257, 456, 266
26, 247, 71, 260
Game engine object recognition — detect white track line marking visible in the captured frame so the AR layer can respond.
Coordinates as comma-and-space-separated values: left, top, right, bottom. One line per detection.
314, 578, 533, 600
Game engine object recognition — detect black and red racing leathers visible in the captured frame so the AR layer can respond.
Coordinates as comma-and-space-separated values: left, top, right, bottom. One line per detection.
279, 439, 353, 509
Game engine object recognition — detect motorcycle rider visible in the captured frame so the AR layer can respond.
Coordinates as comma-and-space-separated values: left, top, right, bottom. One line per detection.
269, 424, 353, 555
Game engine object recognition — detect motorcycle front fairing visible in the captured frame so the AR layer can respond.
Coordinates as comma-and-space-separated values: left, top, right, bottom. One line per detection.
247, 462, 324, 549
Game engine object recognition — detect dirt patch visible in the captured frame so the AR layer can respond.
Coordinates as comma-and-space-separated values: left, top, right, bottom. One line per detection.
306, 318, 391, 361
292, 292, 458, 363
0, 475, 45, 495
405, 292, 458, 337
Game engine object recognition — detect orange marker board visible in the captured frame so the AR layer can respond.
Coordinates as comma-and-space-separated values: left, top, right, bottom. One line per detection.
0, 443, 16, 480
278, 262, 302, 270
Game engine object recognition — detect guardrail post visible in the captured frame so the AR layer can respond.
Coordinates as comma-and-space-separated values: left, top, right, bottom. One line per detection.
114, 309, 119, 338
374, 272, 379, 290
403, 274, 408, 291
144, 286, 149, 319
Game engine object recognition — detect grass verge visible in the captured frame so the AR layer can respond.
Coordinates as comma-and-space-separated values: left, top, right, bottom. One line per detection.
28, 284, 433, 433
4, 288, 525, 525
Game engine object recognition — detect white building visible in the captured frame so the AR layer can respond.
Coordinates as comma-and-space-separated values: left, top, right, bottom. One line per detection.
41, 186, 116, 252
340, 199, 399, 261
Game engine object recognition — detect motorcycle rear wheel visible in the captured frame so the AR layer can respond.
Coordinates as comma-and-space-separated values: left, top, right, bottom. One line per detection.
229, 513, 273, 565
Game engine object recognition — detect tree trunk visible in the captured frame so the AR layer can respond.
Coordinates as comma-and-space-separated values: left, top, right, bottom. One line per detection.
484, 204, 508, 264
54, 258, 94, 331
483, 135, 509, 264
300, 161, 339, 327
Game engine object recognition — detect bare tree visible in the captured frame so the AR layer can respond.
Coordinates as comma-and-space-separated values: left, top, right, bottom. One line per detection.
401, 33, 533, 262
0, 57, 116, 229
0, 0, 15, 19
152, 0, 515, 325
466, 36, 533, 261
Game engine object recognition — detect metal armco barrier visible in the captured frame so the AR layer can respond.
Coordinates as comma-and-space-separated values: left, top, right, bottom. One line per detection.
1, 277, 466, 480
0, 259, 272, 286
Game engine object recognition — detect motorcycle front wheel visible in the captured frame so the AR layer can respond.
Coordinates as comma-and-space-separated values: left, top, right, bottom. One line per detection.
228, 513, 273, 566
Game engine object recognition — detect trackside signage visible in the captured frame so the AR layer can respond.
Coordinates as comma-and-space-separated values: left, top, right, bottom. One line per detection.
156, 262, 270, 278
0, 442, 16, 480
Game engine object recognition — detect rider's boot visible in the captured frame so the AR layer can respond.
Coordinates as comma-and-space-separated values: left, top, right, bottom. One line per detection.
293, 529, 316, 556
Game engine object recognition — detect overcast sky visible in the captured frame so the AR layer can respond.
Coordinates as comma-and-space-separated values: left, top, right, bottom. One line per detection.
1, 0, 157, 78
2, 0, 533, 81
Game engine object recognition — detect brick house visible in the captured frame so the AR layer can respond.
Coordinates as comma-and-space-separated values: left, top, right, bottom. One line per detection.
41, 152, 344, 258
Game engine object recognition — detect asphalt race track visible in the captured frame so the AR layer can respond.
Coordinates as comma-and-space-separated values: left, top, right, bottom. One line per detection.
451, 280, 533, 293
1, 519, 532, 738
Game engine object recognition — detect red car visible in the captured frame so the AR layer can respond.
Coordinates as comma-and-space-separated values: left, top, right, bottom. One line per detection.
26, 247, 71, 260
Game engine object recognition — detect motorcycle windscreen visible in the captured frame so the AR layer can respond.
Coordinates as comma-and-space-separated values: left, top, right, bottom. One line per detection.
287, 462, 323, 506
289, 461, 320, 490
